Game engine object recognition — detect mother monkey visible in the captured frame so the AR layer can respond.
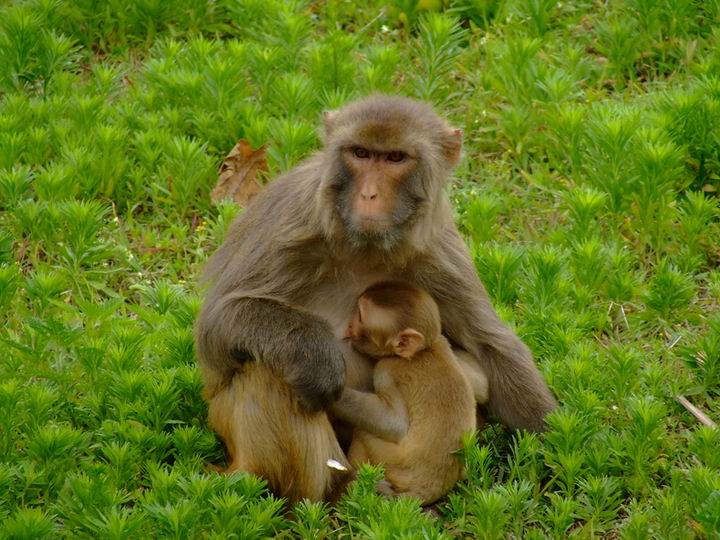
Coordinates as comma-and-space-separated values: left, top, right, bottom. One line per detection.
195, 95, 556, 502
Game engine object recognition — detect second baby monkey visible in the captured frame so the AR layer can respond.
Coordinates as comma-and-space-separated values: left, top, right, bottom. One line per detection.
331, 281, 484, 504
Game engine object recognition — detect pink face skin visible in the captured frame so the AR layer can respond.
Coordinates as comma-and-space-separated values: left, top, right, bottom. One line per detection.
341, 146, 417, 235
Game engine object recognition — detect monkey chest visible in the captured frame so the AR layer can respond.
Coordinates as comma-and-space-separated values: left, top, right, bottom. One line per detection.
305, 267, 390, 338
301, 267, 390, 391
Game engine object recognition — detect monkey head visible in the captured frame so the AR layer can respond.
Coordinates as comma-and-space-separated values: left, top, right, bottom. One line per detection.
321, 95, 462, 249
344, 281, 442, 360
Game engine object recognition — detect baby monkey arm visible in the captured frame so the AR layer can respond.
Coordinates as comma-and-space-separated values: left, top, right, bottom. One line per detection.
330, 373, 408, 443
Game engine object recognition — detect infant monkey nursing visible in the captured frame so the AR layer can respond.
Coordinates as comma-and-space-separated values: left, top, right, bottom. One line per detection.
332, 281, 487, 504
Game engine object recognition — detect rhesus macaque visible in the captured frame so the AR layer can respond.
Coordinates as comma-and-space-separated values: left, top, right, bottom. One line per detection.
195, 95, 556, 502
331, 281, 477, 504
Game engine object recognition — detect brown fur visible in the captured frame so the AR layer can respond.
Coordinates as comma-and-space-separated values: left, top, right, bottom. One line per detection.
347, 339, 475, 504
195, 95, 555, 501
361, 281, 441, 343
204, 365, 350, 503
335, 283, 476, 504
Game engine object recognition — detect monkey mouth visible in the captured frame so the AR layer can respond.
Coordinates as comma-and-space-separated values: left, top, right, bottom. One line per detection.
345, 222, 404, 252
338, 209, 406, 250
356, 216, 392, 232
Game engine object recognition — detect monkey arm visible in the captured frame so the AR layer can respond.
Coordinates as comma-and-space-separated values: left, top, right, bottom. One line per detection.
195, 292, 345, 412
330, 387, 408, 443
416, 229, 556, 432
195, 173, 349, 412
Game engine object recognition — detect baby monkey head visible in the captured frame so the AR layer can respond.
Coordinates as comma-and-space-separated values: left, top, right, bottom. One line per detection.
322, 95, 462, 249
345, 281, 441, 359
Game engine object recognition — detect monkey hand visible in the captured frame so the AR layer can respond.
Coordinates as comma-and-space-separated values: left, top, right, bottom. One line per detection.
286, 327, 346, 413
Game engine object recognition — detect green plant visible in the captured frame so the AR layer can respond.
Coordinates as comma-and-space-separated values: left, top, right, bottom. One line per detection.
411, 13, 466, 105
474, 243, 525, 305
449, 0, 503, 30
642, 260, 696, 325
595, 15, 643, 88
513, 0, 557, 37
1, 1, 718, 537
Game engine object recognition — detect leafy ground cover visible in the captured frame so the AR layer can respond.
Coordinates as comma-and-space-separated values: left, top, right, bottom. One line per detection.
1, 0, 720, 537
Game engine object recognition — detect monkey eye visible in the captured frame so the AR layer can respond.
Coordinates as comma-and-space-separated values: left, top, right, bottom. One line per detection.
386, 151, 406, 162
353, 147, 370, 159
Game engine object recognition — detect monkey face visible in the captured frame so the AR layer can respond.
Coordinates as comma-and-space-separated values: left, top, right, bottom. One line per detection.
339, 146, 418, 236
323, 96, 462, 251
323, 96, 463, 250
344, 297, 395, 359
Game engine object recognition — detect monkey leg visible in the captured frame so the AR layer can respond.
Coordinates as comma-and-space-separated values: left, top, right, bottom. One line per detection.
453, 348, 490, 430
346, 434, 372, 466
376, 479, 399, 497
453, 348, 490, 405
206, 364, 350, 503
347, 436, 407, 499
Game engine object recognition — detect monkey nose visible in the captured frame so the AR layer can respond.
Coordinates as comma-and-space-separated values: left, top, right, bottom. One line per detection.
361, 191, 378, 200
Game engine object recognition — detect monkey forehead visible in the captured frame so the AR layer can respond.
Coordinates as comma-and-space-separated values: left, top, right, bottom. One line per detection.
356, 121, 413, 149
361, 300, 399, 334
330, 95, 448, 148
337, 95, 441, 123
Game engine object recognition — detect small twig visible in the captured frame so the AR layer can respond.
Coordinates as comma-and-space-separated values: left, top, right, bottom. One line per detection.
667, 334, 682, 349
15, 237, 30, 263
676, 395, 717, 429
608, 302, 630, 331
355, 7, 386, 36
619, 305, 629, 330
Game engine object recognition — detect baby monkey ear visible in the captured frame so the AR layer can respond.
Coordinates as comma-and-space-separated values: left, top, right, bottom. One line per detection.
391, 329, 425, 358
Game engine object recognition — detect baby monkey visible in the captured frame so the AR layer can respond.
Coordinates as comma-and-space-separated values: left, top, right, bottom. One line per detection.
331, 281, 479, 505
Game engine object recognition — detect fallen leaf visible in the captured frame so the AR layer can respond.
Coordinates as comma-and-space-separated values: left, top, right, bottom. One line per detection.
211, 139, 267, 207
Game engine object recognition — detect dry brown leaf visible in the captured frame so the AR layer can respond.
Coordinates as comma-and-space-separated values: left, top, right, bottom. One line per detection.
211, 139, 268, 207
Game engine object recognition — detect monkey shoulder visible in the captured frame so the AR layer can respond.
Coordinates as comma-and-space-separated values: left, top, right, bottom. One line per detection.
422, 347, 471, 390
205, 158, 332, 290
234, 166, 319, 230
407, 229, 477, 287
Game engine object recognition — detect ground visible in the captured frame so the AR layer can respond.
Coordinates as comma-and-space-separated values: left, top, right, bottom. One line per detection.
1, 1, 719, 538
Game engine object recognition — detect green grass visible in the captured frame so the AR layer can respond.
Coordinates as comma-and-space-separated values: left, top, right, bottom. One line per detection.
1, 0, 719, 537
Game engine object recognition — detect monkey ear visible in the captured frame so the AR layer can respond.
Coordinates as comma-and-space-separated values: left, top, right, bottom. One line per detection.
442, 128, 463, 167
391, 329, 425, 358
323, 110, 338, 136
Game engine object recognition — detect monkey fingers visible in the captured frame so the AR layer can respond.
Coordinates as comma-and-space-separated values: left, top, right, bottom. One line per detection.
286, 332, 346, 412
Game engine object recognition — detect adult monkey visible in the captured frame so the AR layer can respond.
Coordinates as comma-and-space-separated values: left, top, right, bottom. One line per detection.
195, 95, 556, 501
